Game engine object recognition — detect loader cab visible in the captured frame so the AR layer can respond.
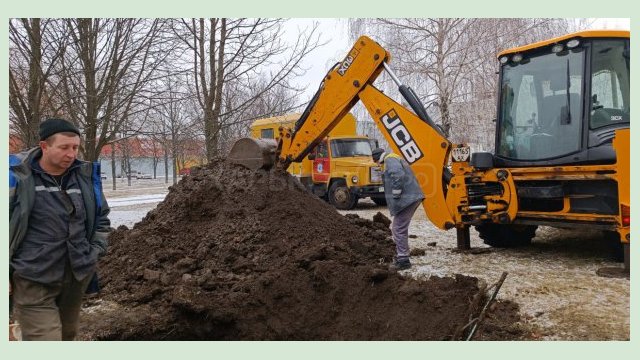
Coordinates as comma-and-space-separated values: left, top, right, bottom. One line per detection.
495, 31, 629, 167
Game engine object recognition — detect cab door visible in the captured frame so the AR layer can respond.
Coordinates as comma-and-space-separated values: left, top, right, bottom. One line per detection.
312, 140, 330, 183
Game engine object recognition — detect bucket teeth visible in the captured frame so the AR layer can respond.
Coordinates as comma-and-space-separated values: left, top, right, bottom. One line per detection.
228, 138, 278, 170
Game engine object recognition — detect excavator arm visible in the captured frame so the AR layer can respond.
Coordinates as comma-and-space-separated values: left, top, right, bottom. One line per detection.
229, 36, 518, 233
227, 37, 387, 172
277, 37, 389, 167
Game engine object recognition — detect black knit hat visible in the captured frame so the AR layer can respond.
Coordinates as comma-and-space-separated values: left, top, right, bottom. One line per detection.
39, 118, 81, 141
371, 148, 385, 162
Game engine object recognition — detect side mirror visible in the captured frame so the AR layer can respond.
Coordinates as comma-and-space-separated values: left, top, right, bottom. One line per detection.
307, 153, 316, 160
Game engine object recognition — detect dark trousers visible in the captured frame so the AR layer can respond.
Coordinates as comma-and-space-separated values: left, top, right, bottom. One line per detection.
85, 272, 100, 295
11, 262, 93, 341
391, 200, 421, 258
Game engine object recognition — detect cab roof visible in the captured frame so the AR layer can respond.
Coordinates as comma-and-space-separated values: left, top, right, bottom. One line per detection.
498, 30, 630, 57
327, 134, 370, 140
251, 113, 301, 127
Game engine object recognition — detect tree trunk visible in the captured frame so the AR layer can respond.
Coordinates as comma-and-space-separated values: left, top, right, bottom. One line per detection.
25, 19, 43, 148
440, 99, 451, 138
110, 144, 117, 190
171, 140, 178, 186
164, 141, 170, 184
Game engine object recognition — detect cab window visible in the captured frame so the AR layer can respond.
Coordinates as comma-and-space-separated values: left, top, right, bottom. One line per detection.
589, 39, 630, 129
315, 141, 329, 158
260, 128, 274, 139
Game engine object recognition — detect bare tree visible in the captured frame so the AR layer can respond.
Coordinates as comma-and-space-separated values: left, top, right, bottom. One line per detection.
9, 18, 68, 148
217, 75, 304, 154
171, 18, 322, 161
53, 18, 172, 161
149, 72, 200, 184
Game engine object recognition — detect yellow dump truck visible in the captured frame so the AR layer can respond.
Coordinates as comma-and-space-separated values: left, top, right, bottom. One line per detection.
250, 113, 385, 209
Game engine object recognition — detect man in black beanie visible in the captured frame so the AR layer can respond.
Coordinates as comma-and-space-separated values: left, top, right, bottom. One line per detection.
9, 118, 111, 340
38, 118, 82, 141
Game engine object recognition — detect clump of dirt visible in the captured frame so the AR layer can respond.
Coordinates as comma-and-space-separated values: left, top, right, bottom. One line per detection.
373, 212, 391, 228
596, 267, 630, 279
87, 159, 522, 340
470, 300, 526, 340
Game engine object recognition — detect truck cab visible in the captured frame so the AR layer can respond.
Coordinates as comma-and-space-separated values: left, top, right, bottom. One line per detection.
251, 113, 385, 209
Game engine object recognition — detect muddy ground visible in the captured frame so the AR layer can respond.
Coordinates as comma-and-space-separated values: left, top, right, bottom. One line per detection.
340, 203, 630, 340
81, 162, 629, 341
79, 160, 523, 340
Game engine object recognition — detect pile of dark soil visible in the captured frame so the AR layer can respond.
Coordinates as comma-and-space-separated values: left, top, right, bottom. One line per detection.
86, 159, 522, 340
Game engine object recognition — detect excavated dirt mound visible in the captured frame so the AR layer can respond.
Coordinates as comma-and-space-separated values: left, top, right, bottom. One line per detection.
85, 159, 522, 340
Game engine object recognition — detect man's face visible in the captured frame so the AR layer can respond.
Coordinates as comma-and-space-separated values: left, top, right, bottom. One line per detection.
40, 133, 81, 173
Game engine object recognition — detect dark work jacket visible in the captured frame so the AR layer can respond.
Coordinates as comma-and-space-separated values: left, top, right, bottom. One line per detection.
382, 153, 425, 217
9, 147, 111, 283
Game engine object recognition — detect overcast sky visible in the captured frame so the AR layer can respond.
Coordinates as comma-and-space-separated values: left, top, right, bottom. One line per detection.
286, 18, 630, 101
283, 18, 351, 102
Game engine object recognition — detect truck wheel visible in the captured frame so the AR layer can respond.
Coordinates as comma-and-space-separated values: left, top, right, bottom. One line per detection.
371, 196, 387, 206
604, 231, 624, 262
475, 223, 537, 247
328, 181, 358, 210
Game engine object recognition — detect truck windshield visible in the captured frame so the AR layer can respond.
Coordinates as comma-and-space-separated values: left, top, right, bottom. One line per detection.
497, 46, 584, 161
330, 139, 373, 158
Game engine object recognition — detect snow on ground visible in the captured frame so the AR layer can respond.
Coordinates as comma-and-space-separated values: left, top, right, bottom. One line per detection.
109, 194, 168, 207
104, 178, 171, 228
108, 204, 159, 229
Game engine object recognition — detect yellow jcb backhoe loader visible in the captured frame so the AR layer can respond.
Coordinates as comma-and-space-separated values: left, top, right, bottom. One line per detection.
229, 31, 630, 270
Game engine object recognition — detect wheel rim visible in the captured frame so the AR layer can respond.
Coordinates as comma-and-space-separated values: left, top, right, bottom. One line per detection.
334, 187, 350, 205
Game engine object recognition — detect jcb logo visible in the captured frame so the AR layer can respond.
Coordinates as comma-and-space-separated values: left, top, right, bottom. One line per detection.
337, 48, 359, 76
380, 110, 424, 164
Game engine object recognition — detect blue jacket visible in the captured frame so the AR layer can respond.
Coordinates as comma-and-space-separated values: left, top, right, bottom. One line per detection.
9, 147, 111, 270
382, 153, 425, 217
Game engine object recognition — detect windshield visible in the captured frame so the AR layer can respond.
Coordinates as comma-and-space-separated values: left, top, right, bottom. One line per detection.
589, 39, 630, 129
497, 46, 584, 160
330, 139, 373, 158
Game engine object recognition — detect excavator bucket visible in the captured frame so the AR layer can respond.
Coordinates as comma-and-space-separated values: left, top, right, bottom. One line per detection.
228, 138, 278, 170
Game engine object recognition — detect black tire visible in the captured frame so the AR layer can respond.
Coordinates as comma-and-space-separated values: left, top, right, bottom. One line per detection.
604, 231, 625, 262
328, 181, 358, 210
371, 196, 387, 206
475, 223, 537, 248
